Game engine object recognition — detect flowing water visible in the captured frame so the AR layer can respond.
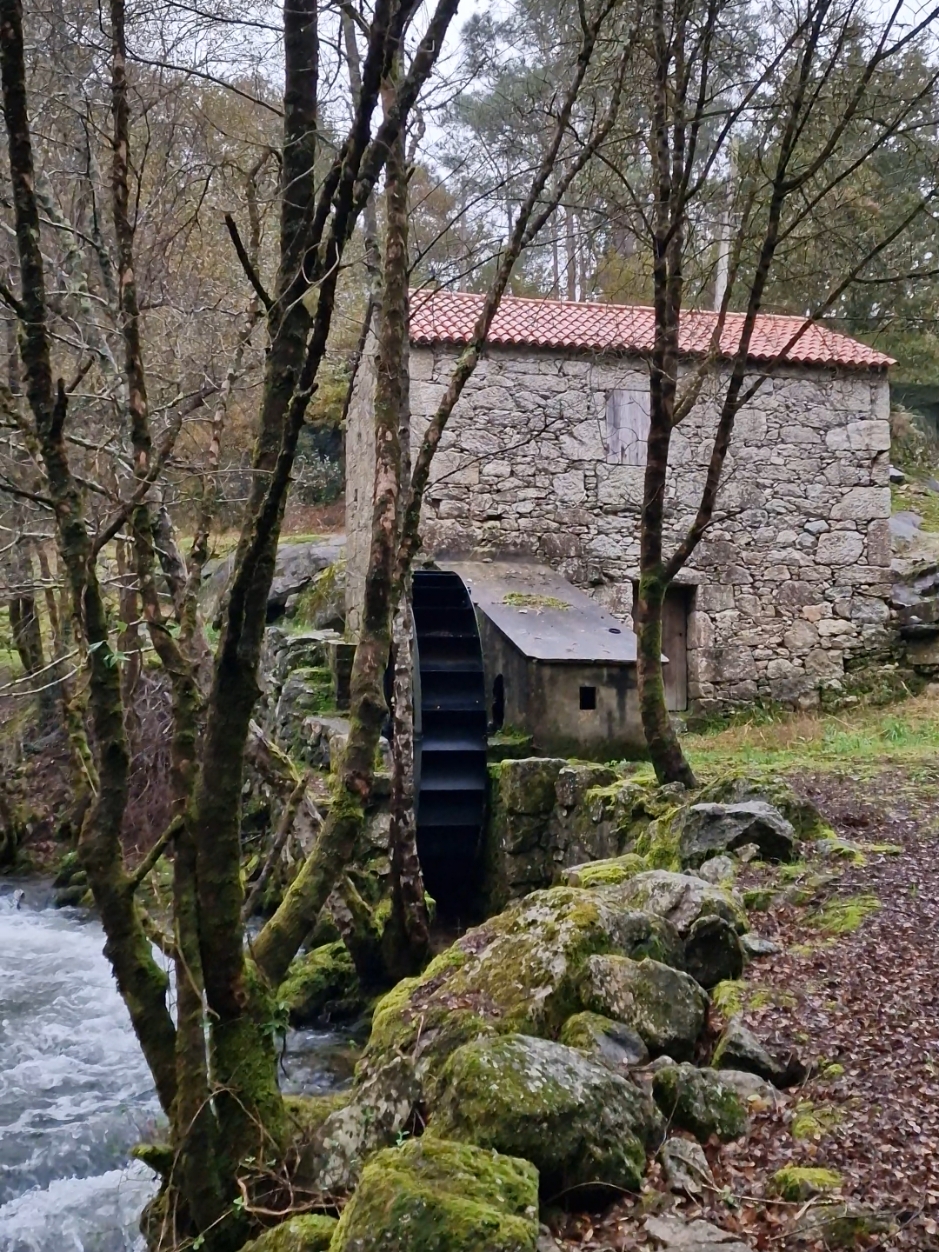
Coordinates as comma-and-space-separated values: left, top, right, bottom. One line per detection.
0, 880, 357, 1252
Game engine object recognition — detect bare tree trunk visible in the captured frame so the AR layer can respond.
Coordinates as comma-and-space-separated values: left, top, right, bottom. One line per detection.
383, 584, 429, 978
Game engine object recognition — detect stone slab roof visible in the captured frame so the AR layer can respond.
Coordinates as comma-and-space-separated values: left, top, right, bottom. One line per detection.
409, 289, 894, 370
439, 559, 639, 665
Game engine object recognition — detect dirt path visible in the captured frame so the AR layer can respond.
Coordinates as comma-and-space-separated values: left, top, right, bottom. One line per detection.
555, 766, 939, 1251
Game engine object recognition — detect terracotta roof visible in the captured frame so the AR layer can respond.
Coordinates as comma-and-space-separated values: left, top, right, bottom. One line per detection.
408, 289, 894, 370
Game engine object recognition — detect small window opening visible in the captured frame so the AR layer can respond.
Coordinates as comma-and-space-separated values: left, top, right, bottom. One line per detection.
579, 685, 597, 711
492, 674, 505, 731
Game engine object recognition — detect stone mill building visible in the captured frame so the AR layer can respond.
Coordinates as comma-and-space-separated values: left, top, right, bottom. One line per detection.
346, 289, 895, 718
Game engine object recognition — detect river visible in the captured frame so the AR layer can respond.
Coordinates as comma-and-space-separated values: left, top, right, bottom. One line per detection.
0, 880, 356, 1252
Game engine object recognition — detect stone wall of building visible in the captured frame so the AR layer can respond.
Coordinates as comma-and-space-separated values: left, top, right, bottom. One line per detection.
347, 340, 892, 710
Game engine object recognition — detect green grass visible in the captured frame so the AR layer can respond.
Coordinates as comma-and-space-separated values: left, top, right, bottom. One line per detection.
680, 692, 939, 777
892, 481, 939, 533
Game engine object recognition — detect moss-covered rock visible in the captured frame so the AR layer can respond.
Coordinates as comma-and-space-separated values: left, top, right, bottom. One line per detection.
712, 1019, 806, 1088
652, 1063, 748, 1142
559, 1011, 649, 1068
606, 870, 748, 936
790, 1202, 892, 1246
696, 774, 829, 840
297, 1057, 420, 1196
675, 802, 795, 868
429, 1033, 662, 1198
242, 1214, 338, 1252
280, 943, 363, 1025
771, 1166, 843, 1202
494, 758, 566, 816
683, 915, 744, 990
560, 853, 649, 888
579, 956, 708, 1060
329, 1137, 539, 1252
361, 887, 682, 1094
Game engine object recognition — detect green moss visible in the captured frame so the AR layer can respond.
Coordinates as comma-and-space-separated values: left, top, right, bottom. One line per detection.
778, 861, 808, 882
695, 774, 828, 840
771, 1166, 843, 1202
562, 853, 648, 888
284, 1093, 351, 1145
429, 1034, 654, 1197
291, 560, 345, 629
808, 894, 881, 935
820, 1062, 845, 1079
329, 1137, 538, 1252
747, 986, 796, 1010
711, 979, 746, 1018
791, 1100, 843, 1140
242, 1214, 337, 1252
652, 1063, 748, 1142
817, 838, 867, 865
743, 887, 776, 911
502, 592, 570, 610
280, 942, 362, 1025
632, 811, 682, 870
361, 887, 654, 1093
858, 841, 903, 856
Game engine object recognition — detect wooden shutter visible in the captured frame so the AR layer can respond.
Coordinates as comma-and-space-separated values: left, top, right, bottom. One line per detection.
606, 389, 650, 465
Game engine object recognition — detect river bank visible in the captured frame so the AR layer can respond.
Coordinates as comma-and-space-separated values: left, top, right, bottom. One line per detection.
0, 881, 356, 1252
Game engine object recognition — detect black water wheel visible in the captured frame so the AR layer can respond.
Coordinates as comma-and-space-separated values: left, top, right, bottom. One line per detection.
412, 569, 488, 921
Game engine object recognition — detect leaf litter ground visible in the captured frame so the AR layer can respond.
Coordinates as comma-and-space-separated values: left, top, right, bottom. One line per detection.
553, 765, 939, 1251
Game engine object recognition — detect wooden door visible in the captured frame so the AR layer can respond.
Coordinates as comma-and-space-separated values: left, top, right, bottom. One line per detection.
633, 583, 692, 712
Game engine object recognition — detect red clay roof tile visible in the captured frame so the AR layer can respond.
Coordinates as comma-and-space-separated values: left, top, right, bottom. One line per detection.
408, 289, 894, 370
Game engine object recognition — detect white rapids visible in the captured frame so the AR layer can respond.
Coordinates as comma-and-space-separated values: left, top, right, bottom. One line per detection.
0, 881, 356, 1252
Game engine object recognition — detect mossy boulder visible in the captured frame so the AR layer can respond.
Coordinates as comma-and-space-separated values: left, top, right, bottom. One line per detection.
560, 853, 648, 888
280, 942, 363, 1025
579, 956, 708, 1060
495, 757, 567, 815
361, 887, 682, 1095
297, 1056, 421, 1195
712, 1019, 807, 1088
329, 1137, 539, 1252
652, 1063, 748, 1142
675, 802, 795, 868
559, 1011, 649, 1068
696, 774, 828, 840
607, 870, 748, 936
242, 1214, 338, 1252
683, 916, 745, 990
430, 1033, 662, 1198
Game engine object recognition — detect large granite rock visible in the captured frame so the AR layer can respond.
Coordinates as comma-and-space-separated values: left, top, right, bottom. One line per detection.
695, 775, 827, 840
683, 915, 745, 989
676, 802, 796, 867
361, 887, 683, 1097
607, 870, 748, 936
559, 1011, 649, 1069
652, 1063, 749, 1142
330, 1137, 539, 1252
202, 537, 345, 624
579, 956, 708, 1060
297, 1057, 421, 1195
645, 1215, 753, 1251
430, 1033, 663, 1197
712, 1019, 807, 1088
